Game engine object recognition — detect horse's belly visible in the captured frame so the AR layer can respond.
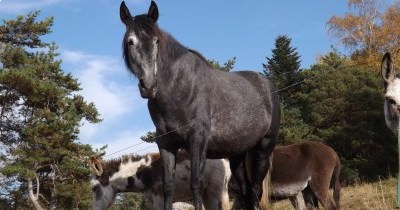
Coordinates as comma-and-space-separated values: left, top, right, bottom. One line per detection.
206, 131, 265, 158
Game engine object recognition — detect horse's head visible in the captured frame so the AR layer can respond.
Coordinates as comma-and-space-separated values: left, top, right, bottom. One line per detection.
89, 154, 153, 210
382, 53, 400, 134
120, 1, 161, 99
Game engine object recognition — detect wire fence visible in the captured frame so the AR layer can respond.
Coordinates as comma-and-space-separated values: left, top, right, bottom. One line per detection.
104, 66, 339, 157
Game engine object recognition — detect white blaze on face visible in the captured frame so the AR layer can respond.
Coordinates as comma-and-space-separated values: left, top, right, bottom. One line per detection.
385, 78, 400, 133
128, 32, 139, 46
385, 78, 400, 104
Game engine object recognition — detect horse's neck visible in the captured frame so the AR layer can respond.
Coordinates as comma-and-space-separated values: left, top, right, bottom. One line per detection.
156, 44, 213, 100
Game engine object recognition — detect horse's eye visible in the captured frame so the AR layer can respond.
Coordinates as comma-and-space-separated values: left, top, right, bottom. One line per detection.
128, 39, 134, 46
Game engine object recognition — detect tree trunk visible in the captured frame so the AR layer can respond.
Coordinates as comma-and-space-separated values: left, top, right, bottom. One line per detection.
28, 177, 46, 210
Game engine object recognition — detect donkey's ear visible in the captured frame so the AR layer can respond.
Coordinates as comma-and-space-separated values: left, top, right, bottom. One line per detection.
382, 52, 395, 84
89, 157, 103, 176
120, 1, 132, 25
144, 154, 152, 166
148, 1, 159, 22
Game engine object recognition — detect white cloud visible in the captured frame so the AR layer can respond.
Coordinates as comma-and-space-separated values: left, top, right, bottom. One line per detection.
61, 50, 152, 153
0, 0, 63, 14
62, 50, 143, 122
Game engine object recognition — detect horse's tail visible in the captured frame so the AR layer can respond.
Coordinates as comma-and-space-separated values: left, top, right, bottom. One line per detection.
259, 155, 272, 210
332, 155, 341, 209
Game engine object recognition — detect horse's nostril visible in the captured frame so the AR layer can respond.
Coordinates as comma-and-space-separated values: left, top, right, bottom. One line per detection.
139, 79, 145, 88
139, 79, 150, 90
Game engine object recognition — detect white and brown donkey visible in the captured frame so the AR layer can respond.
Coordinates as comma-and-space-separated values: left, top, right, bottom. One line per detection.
89, 151, 231, 210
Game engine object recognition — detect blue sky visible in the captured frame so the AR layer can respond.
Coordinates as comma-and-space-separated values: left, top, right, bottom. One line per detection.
0, 0, 350, 158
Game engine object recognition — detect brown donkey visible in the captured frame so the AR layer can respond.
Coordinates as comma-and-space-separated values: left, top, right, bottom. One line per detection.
260, 141, 341, 210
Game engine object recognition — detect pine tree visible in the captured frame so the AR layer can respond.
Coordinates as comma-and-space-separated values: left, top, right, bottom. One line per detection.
208, 57, 236, 72
0, 12, 101, 209
263, 35, 301, 103
294, 51, 396, 183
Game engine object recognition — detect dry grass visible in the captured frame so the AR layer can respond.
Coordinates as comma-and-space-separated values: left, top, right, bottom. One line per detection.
176, 178, 399, 210
271, 178, 398, 210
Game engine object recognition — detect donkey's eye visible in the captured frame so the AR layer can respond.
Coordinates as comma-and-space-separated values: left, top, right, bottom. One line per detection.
387, 98, 396, 105
128, 39, 134, 46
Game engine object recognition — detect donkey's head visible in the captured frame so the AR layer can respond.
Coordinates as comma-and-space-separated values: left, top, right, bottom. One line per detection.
382, 53, 400, 134
120, 1, 162, 98
89, 154, 153, 210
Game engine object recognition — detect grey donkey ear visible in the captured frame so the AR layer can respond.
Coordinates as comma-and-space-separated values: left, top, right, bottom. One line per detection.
120, 1, 132, 25
89, 156, 104, 176
148, 1, 159, 22
382, 52, 395, 84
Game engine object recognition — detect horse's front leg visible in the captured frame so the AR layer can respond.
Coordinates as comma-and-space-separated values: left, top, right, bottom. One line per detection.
157, 141, 178, 210
190, 130, 209, 210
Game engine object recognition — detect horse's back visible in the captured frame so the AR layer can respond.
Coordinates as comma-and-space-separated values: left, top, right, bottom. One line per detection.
206, 70, 279, 157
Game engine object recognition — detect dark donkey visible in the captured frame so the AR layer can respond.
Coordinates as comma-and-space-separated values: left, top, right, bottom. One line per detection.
260, 142, 341, 210
119, 1, 280, 210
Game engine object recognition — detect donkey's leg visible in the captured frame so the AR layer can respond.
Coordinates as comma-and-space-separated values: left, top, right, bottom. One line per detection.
229, 154, 251, 210
289, 193, 306, 210
190, 132, 209, 210
247, 137, 276, 210
302, 186, 318, 210
157, 141, 178, 210
203, 179, 230, 210
145, 191, 164, 210
310, 176, 336, 210
203, 190, 216, 210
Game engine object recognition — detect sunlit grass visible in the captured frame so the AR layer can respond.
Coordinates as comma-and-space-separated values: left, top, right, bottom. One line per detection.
271, 178, 398, 210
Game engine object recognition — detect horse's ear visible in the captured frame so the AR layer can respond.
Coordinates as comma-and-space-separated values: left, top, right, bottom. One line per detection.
89, 156, 104, 176
382, 52, 395, 84
148, 1, 159, 23
120, 1, 132, 25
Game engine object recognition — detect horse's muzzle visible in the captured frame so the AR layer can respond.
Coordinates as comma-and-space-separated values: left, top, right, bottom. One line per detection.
139, 83, 157, 98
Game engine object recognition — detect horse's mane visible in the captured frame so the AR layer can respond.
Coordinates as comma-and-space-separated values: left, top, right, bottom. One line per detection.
188, 49, 213, 69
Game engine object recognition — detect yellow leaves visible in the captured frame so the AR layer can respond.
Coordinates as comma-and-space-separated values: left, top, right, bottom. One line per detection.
327, 0, 400, 69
